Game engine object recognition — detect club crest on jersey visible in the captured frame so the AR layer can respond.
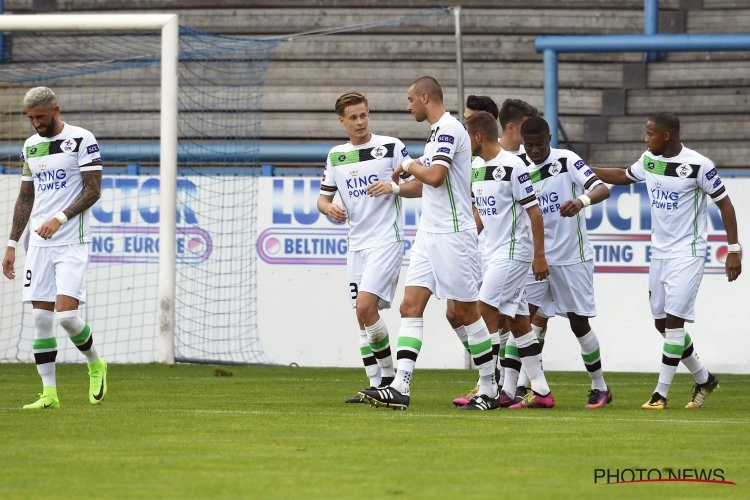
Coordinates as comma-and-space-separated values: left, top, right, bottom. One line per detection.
647, 161, 656, 170
371, 146, 386, 160
548, 161, 562, 176
492, 166, 506, 181
676, 163, 693, 179
338, 154, 347, 163
61, 139, 76, 153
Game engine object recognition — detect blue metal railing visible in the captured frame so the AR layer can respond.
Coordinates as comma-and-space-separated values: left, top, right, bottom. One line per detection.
536, 33, 750, 147
643, 0, 659, 62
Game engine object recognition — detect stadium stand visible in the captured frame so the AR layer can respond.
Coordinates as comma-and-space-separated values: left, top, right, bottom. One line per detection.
3, 0, 748, 170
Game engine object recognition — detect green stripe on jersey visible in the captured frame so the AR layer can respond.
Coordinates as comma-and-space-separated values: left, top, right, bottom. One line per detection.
78, 214, 84, 244
642, 156, 700, 178
329, 144, 395, 167
509, 198, 518, 258
472, 165, 513, 182
529, 159, 568, 184
691, 188, 700, 256
445, 173, 459, 232
25, 138, 82, 159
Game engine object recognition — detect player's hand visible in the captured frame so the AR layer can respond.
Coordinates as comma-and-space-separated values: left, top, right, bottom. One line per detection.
326, 204, 347, 223
725, 252, 742, 282
532, 256, 549, 281
559, 199, 583, 217
2, 248, 15, 280
392, 164, 404, 183
366, 181, 396, 198
34, 218, 63, 240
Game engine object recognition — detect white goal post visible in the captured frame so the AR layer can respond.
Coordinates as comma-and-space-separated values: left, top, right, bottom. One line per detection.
0, 14, 179, 363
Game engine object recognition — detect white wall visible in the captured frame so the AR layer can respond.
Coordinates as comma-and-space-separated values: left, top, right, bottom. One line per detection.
1, 174, 748, 372
257, 176, 750, 373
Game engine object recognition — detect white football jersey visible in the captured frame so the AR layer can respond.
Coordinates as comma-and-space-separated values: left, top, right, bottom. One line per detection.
472, 150, 537, 261
528, 148, 602, 265
417, 112, 476, 234
505, 144, 531, 166
320, 134, 410, 251
21, 123, 102, 247
626, 145, 727, 259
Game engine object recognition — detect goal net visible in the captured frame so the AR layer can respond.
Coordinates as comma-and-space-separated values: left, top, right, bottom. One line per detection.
0, 15, 279, 364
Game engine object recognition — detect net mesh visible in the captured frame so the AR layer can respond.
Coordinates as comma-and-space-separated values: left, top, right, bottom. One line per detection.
0, 26, 280, 364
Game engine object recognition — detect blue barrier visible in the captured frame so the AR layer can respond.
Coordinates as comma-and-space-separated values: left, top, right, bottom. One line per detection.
535, 33, 750, 147
643, 0, 659, 62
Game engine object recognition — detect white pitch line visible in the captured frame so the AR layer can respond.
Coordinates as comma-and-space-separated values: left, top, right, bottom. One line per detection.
45, 406, 745, 425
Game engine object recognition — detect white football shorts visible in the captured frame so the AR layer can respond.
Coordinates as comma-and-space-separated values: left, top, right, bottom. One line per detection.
22, 243, 89, 304
648, 256, 705, 323
479, 257, 531, 317
405, 229, 479, 301
528, 260, 596, 318
525, 273, 556, 318
346, 240, 404, 309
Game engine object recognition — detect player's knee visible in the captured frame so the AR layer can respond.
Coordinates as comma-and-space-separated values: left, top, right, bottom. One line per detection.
32, 309, 55, 332
506, 314, 525, 333
400, 301, 423, 318
58, 311, 85, 335
445, 309, 460, 329
568, 314, 590, 337
356, 302, 378, 325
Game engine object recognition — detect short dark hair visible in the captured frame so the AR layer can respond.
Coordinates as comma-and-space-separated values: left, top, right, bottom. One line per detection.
499, 99, 539, 130
465, 95, 499, 120
412, 76, 443, 103
648, 112, 680, 134
335, 92, 368, 116
465, 111, 499, 141
520, 116, 550, 136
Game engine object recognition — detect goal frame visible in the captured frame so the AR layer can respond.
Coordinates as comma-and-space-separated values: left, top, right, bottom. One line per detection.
0, 14, 179, 363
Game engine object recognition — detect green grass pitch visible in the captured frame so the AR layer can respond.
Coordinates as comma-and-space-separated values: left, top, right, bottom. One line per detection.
1, 364, 748, 499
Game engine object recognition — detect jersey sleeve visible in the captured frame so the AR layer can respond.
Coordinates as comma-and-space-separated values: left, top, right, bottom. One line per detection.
394, 139, 411, 169
319, 150, 338, 196
569, 153, 602, 192
513, 163, 538, 209
430, 121, 461, 170
699, 160, 728, 202
626, 152, 647, 182
20, 146, 32, 181
78, 129, 103, 170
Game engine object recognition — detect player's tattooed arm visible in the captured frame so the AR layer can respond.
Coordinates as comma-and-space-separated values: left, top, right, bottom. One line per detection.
9, 181, 34, 241
63, 168, 102, 218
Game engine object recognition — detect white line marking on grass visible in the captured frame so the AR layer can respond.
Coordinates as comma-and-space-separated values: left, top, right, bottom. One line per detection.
79, 407, 746, 425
